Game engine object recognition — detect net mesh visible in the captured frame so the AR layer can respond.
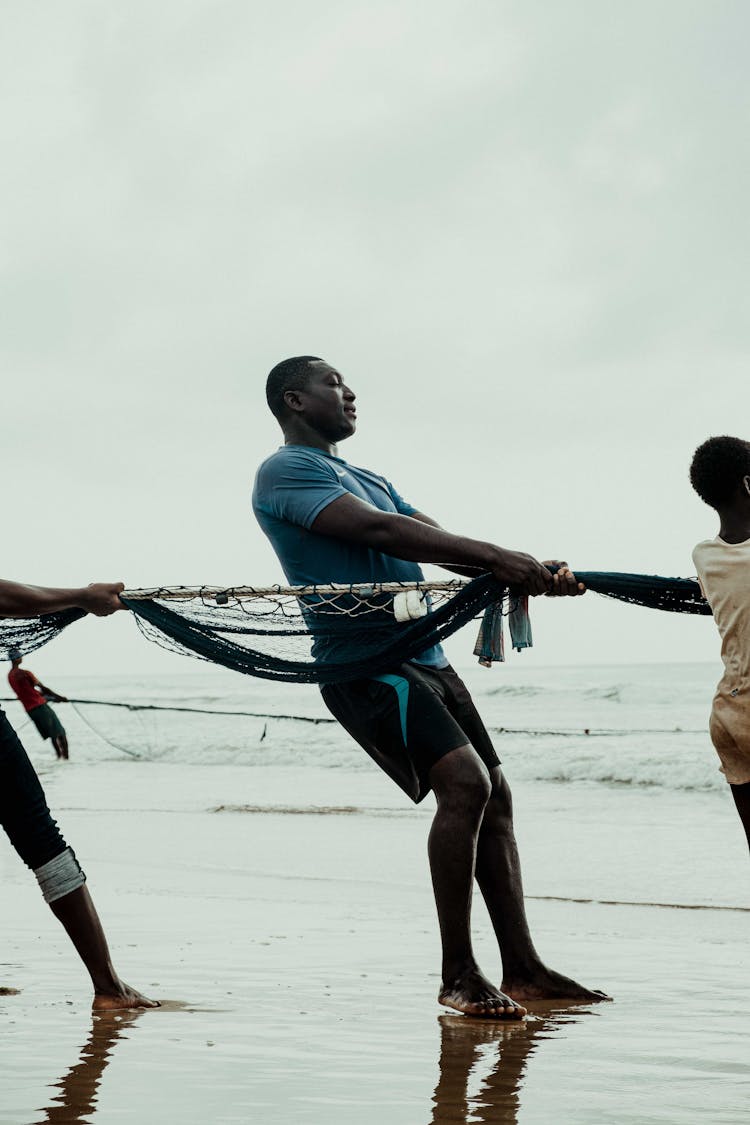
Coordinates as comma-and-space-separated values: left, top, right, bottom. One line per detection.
0, 572, 711, 678
0, 607, 85, 662
120, 571, 710, 683
121, 575, 505, 683
576, 572, 709, 615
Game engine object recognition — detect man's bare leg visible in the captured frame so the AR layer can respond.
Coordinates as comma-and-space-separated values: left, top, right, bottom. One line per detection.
475, 766, 609, 1003
428, 745, 525, 1019
53, 733, 69, 760
730, 782, 750, 850
50, 885, 158, 1010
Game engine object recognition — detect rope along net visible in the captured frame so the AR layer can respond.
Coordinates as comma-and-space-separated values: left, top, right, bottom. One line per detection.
121, 571, 709, 684
120, 575, 505, 683
0, 573, 710, 678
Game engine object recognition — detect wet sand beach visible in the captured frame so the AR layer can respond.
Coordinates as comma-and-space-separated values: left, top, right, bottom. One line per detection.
1, 759, 748, 1124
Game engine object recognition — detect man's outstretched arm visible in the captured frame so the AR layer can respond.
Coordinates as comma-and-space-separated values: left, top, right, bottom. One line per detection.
409, 512, 584, 594
409, 512, 486, 578
0, 580, 125, 619
311, 493, 554, 595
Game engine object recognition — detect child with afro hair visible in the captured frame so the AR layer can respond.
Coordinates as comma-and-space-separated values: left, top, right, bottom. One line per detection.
691, 435, 750, 850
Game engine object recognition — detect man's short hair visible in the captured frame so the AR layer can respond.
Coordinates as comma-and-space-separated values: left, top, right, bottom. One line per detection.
266, 356, 323, 420
690, 436, 750, 509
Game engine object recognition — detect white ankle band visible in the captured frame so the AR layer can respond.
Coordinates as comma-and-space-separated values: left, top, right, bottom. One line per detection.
34, 847, 86, 904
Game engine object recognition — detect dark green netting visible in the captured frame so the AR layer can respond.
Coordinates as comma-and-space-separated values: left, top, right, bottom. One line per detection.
0, 607, 86, 662
0, 573, 710, 680
574, 572, 709, 615
121, 575, 504, 683
121, 571, 710, 684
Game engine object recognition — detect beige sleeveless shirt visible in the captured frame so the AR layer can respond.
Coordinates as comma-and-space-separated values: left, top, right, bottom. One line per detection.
692, 537, 750, 784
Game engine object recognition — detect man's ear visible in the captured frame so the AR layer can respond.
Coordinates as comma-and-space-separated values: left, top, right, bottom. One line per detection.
743, 475, 750, 499
283, 388, 304, 414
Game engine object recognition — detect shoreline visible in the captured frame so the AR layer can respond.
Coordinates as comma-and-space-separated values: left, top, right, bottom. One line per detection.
2, 763, 747, 1123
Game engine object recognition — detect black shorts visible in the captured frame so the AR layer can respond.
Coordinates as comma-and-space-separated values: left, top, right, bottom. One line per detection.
29, 703, 65, 741
321, 663, 500, 804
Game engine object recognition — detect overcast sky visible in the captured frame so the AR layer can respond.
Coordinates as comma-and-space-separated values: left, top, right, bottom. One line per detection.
2, 0, 747, 677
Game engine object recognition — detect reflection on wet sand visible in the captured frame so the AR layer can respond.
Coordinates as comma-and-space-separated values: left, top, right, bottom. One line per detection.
33, 1009, 143, 1125
429, 1008, 584, 1124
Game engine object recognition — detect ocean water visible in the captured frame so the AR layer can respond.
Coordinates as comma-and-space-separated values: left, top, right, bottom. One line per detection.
4, 657, 742, 921
2, 659, 749, 1125
5, 659, 722, 790
5, 656, 737, 917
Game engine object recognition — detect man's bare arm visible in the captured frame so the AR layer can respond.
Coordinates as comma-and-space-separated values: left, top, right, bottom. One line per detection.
0, 580, 125, 619
410, 512, 584, 595
410, 512, 487, 578
310, 494, 553, 595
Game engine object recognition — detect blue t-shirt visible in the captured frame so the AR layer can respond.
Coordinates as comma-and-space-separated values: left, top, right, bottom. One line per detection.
252, 445, 447, 668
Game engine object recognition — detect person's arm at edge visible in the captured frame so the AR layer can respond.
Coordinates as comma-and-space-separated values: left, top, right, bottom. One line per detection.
0, 580, 125, 619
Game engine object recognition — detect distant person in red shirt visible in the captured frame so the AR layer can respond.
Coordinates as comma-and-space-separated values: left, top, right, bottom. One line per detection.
8, 652, 69, 759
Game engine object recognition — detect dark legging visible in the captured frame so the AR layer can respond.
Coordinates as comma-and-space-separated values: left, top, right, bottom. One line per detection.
730, 782, 750, 851
0, 708, 68, 869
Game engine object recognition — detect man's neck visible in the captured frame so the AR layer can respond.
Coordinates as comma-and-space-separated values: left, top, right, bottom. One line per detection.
282, 421, 339, 458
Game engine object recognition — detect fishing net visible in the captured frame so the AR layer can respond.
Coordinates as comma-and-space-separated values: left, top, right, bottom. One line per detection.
0, 572, 710, 680
575, 572, 709, 615
120, 571, 710, 684
0, 607, 85, 662
121, 575, 504, 683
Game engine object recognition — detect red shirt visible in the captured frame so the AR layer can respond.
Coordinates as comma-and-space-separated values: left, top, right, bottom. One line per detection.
8, 667, 46, 712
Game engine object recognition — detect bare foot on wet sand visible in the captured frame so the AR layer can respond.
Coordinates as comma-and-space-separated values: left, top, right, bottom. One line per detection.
502, 964, 611, 1004
439, 968, 526, 1020
92, 980, 160, 1012
0, 986, 21, 996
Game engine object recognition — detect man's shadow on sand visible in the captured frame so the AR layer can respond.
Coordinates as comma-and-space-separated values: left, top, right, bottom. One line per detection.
429, 1005, 592, 1124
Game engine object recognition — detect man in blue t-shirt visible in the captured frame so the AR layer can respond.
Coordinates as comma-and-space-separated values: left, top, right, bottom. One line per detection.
253, 355, 608, 1019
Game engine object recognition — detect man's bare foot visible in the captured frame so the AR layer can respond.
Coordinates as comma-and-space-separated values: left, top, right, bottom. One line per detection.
502, 964, 610, 1004
92, 980, 159, 1011
439, 967, 526, 1019
0, 986, 21, 996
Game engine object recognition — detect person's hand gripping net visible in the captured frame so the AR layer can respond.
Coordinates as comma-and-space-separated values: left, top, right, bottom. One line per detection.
488, 549, 586, 597
543, 561, 587, 596
78, 583, 126, 616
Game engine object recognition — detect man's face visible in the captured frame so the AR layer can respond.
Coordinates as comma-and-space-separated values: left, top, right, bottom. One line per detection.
292, 361, 357, 442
